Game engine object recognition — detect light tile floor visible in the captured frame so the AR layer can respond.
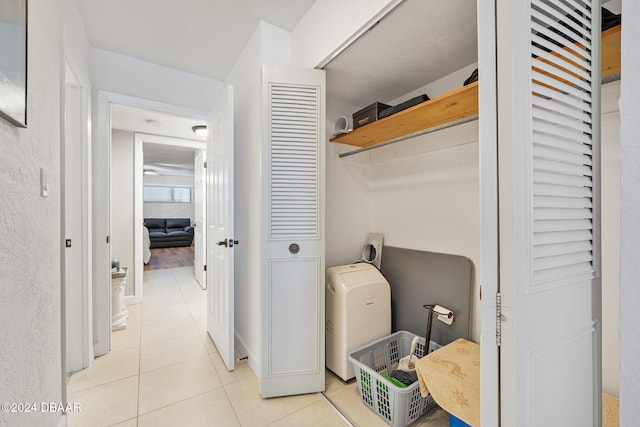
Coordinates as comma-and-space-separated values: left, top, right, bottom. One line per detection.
67, 267, 449, 427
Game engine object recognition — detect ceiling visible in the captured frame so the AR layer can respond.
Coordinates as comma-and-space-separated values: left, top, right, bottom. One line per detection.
142, 143, 197, 175
99, 0, 479, 172
83, 0, 317, 175
77, 0, 316, 81
111, 104, 204, 174
111, 104, 207, 142
91, 1, 624, 173
325, 0, 478, 108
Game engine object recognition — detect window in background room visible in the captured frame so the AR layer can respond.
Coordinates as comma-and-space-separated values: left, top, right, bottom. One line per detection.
143, 185, 192, 203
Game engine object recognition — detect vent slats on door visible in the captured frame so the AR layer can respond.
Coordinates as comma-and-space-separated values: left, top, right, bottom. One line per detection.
530, 0, 595, 288
269, 84, 320, 238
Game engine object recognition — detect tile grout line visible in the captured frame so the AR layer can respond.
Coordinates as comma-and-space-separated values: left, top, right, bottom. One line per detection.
220, 380, 245, 426
185, 263, 244, 426
108, 416, 138, 427
320, 392, 357, 427
135, 385, 227, 419
136, 266, 214, 423
261, 393, 351, 427
67, 372, 140, 395
172, 266, 246, 426
172, 266, 217, 356
136, 285, 143, 427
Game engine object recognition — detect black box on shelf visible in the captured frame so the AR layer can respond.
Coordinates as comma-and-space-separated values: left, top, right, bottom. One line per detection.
352, 102, 391, 129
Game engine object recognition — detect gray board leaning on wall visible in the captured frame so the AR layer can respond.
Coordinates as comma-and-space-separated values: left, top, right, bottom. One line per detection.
380, 247, 473, 347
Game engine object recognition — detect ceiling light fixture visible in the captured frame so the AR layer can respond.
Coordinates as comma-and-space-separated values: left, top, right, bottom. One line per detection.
192, 125, 208, 137
143, 168, 159, 175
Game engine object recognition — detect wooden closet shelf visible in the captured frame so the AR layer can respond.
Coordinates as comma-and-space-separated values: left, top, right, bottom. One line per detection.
601, 24, 621, 79
330, 82, 478, 148
331, 25, 621, 149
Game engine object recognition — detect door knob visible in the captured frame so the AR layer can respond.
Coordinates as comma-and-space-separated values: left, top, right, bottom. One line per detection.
217, 239, 228, 247
289, 243, 300, 254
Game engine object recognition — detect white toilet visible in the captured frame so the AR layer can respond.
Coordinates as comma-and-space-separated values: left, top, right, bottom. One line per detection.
326, 263, 391, 381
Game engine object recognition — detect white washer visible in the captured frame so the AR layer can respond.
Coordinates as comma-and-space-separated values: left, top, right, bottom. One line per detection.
326, 263, 391, 381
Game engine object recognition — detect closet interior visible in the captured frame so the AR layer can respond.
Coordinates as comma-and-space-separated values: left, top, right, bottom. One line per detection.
322, 0, 621, 423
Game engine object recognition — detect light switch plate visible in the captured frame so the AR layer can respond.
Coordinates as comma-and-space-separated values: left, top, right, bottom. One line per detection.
40, 168, 49, 197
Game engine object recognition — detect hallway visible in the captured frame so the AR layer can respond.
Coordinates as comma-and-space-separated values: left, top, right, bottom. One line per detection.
66, 266, 449, 426
66, 267, 346, 426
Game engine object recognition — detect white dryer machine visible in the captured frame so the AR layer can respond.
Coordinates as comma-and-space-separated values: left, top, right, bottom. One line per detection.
326, 263, 391, 381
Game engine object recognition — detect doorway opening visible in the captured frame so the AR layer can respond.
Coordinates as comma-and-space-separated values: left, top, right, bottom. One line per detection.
109, 104, 208, 307
138, 134, 207, 288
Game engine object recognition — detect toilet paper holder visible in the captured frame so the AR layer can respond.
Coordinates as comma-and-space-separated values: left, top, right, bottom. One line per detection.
423, 304, 454, 354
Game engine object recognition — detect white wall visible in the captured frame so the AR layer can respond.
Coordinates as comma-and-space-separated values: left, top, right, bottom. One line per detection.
90, 47, 225, 354
603, 0, 621, 14
601, 81, 621, 397
324, 98, 371, 268
225, 22, 264, 373
388, 62, 478, 104
225, 21, 291, 376
0, 0, 90, 425
61, 0, 92, 86
295, 6, 627, 391
326, 80, 622, 352
143, 202, 193, 221
619, 3, 640, 424
325, 64, 483, 340
291, 0, 401, 69
143, 174, 195, 220
292, 0, 484, 340
91, 49, 224, 112
111, 129, 136, 295
368, 126, 481, 339
371, 66, 482, 341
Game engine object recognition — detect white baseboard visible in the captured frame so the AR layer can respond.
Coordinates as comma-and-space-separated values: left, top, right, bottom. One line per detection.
235, 332, 260, 379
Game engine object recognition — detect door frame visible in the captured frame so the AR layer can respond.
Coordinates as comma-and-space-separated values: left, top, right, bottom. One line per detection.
312, 0, 503, 412
62, 67, 93, 372
61, 29, 93, 384
194, 149, 207, 289
132, 133, 207, 304
93, 91, 207, 355
477, 0, 500, 425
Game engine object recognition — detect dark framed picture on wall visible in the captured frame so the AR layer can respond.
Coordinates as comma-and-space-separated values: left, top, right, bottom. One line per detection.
0, 0, 27, 128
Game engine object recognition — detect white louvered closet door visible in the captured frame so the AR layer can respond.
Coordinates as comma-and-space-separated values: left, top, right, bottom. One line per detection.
498, 0, 601, 425
260, 66, 325, 398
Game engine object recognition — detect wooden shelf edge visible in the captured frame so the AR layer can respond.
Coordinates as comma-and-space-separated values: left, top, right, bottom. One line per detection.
330, 82, 479, 148
602, 24, 621, 79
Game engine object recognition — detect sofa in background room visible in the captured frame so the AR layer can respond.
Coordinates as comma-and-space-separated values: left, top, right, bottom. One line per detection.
144, 218, 194, 248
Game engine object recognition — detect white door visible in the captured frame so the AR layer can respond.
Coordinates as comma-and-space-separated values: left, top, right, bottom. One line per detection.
194, 149, 206, 289
497, 1, 601, 425
260, 66, 326, 397
477, 0, 500, 424
64, 82, 89, 374
207, 86, 235, 371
